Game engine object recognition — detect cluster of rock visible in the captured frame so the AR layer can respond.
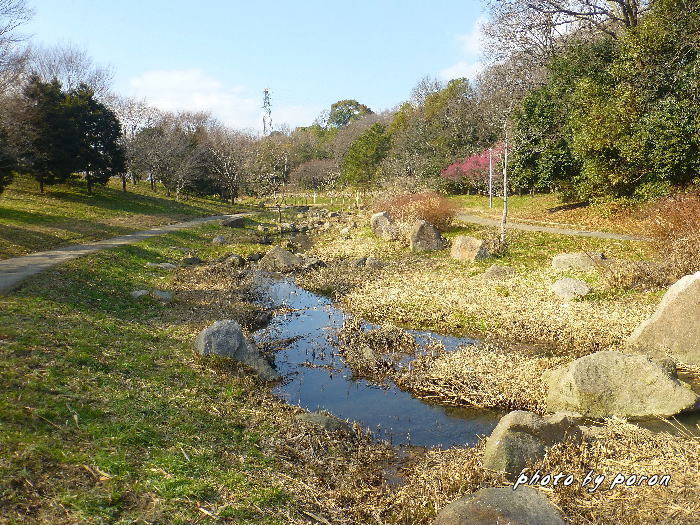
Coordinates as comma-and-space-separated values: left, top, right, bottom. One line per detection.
435, 269, 700, 523
370, 211, 493, 263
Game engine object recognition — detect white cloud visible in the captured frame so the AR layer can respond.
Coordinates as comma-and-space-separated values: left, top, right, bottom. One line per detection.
457, 16, 486, 56
439, 17, 486, 82
439, 60, 484, 82
127, 69, 319, 132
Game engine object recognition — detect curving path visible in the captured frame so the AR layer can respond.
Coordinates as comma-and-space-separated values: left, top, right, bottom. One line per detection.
0, 213, 249, 295
456, 213, 650, 242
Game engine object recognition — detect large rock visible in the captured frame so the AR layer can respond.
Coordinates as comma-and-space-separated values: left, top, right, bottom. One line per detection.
551, 252, 606, 270
194, 320, 280, 381
483, 411, 581, 479
544, 351, 699, 418
433, 487, 565, 525
409, 220, 447, 252
370, 212, 400, 241
450, 236, 489, 262
258, 247, 306, 273
627, 271, 700, 366
483, 264, 516, 280
294, 411, 352, 433
550, 277, 591, 301
146, 262, 177, 270
221, 216, 246, 228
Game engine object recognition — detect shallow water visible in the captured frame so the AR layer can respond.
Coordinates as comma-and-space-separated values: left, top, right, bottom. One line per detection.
250, 276, 503, 448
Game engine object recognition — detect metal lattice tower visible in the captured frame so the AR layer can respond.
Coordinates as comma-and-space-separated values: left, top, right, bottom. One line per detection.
262, 88, 273, 135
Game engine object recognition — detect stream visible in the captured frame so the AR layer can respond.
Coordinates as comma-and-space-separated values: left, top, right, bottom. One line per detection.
250, 275, 504, 448
250, 274, 700, 447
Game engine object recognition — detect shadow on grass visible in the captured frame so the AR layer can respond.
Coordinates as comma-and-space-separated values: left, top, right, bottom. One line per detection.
45, 181, 233, 217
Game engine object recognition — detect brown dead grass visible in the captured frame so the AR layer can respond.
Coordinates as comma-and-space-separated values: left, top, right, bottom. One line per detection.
375, 192, 459, 231
397, 343, 569, 413
534, 418, 700, 524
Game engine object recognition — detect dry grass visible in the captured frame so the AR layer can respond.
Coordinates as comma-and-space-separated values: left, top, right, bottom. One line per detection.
380, 443, 508, 524
645, 191, 700, 280
534, 418, 700, 524
397, 343, 569, 413
375, 192, 459, 231
340, 255, 654, 354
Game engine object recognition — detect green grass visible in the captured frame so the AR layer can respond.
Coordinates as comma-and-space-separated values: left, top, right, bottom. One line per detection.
0, 174, 248, 260
449, 193, 645, 235
0, 218, 302, 523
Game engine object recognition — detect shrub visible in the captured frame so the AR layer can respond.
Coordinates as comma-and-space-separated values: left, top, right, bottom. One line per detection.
374, 191, 459, 231
646, 191, 700, 280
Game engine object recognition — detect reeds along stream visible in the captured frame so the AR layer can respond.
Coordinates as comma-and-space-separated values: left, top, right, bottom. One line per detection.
250, 274, 504, 448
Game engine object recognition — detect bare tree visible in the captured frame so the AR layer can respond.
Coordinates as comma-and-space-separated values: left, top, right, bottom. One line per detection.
0, 0, 31, 91
28, 43, 113, 97
483, 0, 651, 70
207, 125, 252, 204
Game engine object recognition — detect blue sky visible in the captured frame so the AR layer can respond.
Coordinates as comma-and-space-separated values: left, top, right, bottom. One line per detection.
24, 0, 486, 132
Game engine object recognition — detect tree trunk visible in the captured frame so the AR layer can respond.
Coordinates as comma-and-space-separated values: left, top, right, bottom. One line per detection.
87, 173, 93, 196
39, 178, 44, 194
122, 174, 127, 192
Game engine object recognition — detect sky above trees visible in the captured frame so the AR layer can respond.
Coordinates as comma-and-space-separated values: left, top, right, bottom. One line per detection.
24, 0, 485, 132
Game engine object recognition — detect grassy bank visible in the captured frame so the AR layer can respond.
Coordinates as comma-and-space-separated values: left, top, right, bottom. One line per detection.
299, 220, 659, 355
0, 174, 246, 260
450, 194, 647, 235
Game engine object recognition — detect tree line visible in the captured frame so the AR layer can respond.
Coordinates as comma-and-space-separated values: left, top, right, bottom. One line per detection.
1, 0, 697, 203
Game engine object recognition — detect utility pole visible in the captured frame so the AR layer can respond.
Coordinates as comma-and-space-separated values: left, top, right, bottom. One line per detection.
488, 148, 493, 209
500, 135, 509, 246
262, 88, 273, 136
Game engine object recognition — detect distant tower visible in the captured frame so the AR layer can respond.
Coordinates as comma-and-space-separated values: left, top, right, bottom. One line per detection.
262, 88, 273, 135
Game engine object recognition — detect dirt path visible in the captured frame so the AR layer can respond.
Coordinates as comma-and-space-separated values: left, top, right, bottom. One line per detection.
457, 213, 650, 242
0, 213, 248, 294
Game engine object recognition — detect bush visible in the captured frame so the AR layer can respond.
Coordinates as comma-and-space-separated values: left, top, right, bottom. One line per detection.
374, 191, 459, 231
646, 191, 700, 280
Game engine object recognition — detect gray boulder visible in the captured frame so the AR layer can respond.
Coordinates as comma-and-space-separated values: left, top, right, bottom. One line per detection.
151, 290, 173, 302
450, 236, 489, 262
258, 246, 306, 272
222, 254, 245, 267
550, 277, 591, 301
409, 220, 447, 252
434, 487, 565, 525
212, 235, 227, 245
194, 320, 280, 381
627, 270, 700, 366
146, 262, 177, 270
221, 216, 246, 228
482, 411, 581, 479
295, 411, 352, 433
247, 252, 264, 262
484, 264, 516, 280
370, 211, 400, 241
131, 289, 149, 300
552, 252, 605, 270
301, 257, 326, 271
365, 257, 384, 269
544, 351, 699, 418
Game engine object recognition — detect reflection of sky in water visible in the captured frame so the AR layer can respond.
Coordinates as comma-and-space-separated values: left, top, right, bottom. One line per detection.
251, 276, 503, 448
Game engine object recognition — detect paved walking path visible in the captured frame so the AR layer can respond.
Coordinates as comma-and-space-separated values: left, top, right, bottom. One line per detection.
0, 213, 247, 295
456, 213, 650, 242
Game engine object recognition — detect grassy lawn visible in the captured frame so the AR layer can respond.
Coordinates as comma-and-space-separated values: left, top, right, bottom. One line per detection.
450, 194, 647, 235
0, 174, 247, 260
0, 220, 296, 523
